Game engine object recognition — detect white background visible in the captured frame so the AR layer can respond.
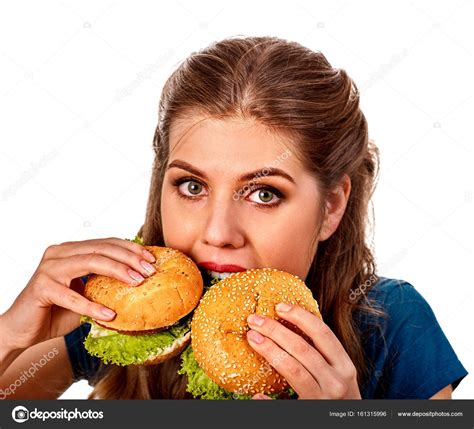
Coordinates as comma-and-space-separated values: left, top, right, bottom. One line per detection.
0, 0, 472, 399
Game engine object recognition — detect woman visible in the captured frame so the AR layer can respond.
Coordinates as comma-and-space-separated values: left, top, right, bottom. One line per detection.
0, 36, 467, 400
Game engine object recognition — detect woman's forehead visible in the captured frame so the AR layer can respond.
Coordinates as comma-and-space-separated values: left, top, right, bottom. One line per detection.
168, 116, 299, 175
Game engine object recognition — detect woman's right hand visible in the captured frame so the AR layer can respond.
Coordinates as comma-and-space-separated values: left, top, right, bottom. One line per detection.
1, 237, 157, 352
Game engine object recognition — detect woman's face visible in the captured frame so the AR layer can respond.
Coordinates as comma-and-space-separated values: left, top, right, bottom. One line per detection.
161, 115, 328, 280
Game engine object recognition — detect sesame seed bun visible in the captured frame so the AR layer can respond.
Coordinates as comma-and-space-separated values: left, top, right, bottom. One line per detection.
84, 246, 203, 331
191, 268, 322, 396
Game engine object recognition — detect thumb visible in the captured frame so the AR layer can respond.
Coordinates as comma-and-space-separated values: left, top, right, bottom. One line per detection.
50, 305, 81, 337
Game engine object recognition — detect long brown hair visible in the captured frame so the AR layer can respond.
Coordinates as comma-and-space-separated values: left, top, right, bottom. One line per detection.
88, 36, 383, 399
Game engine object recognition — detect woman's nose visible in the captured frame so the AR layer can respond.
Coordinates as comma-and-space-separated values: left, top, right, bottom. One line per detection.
201, 202, 245, 249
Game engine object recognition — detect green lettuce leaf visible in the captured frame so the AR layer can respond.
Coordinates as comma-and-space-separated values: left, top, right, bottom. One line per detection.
178, 345, 238, 399
81, 315, 191, 366
178, 345, 297, 400
125, 235, 144, 245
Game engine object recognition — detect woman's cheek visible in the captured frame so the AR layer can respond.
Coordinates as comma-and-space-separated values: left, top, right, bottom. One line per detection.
260, 219, 315, 279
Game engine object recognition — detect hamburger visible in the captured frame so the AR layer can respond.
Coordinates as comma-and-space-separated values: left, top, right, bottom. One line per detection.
178, 268, 322, 399
80, 236, 203, 366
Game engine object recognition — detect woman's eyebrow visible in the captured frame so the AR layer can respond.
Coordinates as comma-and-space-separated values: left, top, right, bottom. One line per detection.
167, 159, 295, 184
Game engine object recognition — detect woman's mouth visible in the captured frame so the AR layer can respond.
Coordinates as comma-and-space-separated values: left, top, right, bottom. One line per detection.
206, 270, 235, 280
197, 262, 246, 284
198, 268, 238, 285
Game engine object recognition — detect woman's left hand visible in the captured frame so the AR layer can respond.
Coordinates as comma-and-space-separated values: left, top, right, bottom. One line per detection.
246, 303, 361, 400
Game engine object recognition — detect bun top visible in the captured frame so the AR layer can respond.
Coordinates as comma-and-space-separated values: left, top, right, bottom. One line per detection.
191, 268, 322, 396
84, 246, 203, 331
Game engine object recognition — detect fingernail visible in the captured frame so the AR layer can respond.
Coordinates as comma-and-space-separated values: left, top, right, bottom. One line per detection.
247, 314, 265, 327
142, 249, 156, 263
128, 269, 145, 284
100, 307, 116, 318
248, 330, 265, 344
140, 260, 156, 274
276, 303, 292, 313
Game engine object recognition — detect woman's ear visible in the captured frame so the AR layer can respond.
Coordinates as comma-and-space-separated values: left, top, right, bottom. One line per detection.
319, 174, 351, 242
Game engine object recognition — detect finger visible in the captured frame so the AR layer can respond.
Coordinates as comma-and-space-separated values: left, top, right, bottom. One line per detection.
252, 393, 272, 400
248, 314, 345, 397
42, 253, 147, 287
275, 303, 354, 375
246, 329, 321, 399
43, 239, 156, 279
38, 277, 116, 321
247, 313, 331, 382
50, 304, 83, 337
106, 237, 156, 262
43, 237, 156, 264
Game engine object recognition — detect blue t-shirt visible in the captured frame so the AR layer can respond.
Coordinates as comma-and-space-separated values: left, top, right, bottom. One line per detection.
64, 276, 468, 399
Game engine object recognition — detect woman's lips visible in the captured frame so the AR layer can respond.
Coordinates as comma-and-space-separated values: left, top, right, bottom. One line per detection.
197, 262, 247, 273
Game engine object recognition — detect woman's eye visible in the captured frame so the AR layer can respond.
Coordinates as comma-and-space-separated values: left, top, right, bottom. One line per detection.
173, 177, 283, 207
248, 188, 279, 204
179, 180, 203, 196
